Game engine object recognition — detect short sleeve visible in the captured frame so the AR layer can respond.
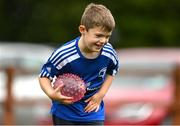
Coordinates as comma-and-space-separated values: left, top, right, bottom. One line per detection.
106, 57, 120, 76
39, 50, 59, 80
39, 61, 59, 80
102, 43, 120, 76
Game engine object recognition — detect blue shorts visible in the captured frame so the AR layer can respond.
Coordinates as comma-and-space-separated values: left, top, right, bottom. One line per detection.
52, 114, 104, 125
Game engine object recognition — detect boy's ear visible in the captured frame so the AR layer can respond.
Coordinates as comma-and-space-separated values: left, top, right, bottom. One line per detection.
79, 25, 86, 34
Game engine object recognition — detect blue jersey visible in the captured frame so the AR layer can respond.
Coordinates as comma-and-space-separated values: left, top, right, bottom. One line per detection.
39, 37, 119, 122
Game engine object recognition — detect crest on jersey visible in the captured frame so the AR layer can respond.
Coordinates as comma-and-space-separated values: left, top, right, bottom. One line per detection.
99, 67, 107, 78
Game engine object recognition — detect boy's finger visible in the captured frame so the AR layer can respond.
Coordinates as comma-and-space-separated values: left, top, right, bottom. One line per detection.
85, 97, 91, 103
84, 101, 93, 111
60, 95, 73, 100
95, 106, 100, 112
63, 99, 74, 104
85, 104, 96, 113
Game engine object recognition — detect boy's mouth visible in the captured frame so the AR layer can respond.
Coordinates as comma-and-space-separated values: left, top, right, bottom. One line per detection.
95, 43, 104, 49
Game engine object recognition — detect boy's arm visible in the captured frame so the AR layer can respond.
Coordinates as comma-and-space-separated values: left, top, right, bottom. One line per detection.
38, 77, 73, 104
97, 74, 114, 98
84, 75, 114, 112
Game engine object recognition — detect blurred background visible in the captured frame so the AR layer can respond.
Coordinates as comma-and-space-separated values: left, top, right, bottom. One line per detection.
0, 0, 180, 125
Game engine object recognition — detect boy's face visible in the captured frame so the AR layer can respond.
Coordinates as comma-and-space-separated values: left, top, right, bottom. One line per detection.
79, 25, 112, 52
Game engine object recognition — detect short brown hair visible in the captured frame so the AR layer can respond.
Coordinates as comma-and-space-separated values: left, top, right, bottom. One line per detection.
80, 3, 115, 32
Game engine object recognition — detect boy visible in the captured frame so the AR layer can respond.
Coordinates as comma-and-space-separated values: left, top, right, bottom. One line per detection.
39, 3, 119, 125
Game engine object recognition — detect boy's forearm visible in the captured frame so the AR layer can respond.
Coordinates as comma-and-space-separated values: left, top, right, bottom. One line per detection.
97, 75, 114, 98
38, 77, 54, 99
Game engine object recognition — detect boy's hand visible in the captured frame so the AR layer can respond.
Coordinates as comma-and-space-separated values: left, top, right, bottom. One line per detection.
84, 93, 103, 113
50, 84, 74, 104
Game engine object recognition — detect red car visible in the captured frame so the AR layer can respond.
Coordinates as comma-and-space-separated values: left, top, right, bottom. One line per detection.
104, 48, 180, 125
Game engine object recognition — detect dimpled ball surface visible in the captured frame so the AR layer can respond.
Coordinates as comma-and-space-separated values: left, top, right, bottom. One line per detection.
53, 73, 86, 102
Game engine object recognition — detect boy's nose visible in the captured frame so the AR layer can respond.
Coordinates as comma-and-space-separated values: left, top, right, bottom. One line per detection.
99, 38, 107, 44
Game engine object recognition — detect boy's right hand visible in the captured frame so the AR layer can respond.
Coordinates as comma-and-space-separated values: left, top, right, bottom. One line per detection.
50, 84, 74, 104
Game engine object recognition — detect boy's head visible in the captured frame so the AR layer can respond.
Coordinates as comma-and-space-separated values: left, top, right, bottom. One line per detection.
80, 3, 115, 32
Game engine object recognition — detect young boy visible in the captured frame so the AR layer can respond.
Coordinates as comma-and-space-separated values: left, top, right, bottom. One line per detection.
39, 3, 119, 125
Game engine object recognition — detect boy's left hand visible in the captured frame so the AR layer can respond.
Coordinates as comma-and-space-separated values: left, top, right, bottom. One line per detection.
84, 93, 103, 113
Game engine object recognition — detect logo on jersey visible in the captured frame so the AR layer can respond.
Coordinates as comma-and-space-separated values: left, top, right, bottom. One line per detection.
98, 67, 107, 78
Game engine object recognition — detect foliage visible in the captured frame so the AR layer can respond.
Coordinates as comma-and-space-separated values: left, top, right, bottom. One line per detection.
0, 0, 179, 48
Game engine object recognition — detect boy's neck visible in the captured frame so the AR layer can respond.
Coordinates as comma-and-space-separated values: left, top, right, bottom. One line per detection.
78, 37, 100, 59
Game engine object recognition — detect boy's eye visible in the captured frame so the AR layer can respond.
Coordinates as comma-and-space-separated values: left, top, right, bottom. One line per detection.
95, 34, 111, 39
106, 36, 110, 39
96, 34, 103, 38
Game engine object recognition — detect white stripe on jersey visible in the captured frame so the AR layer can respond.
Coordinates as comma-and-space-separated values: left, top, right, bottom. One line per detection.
42, 71, 47, 77
49, 40, 76, 61
39, 69, 44, 77
54, 50, 77, 66
106, 43, 114, 49
101, 51, 117, 65
39, 68, 53, 80
104, 44, 118, 59
51, 46, 76, 63
113, 69, 117, 76
46, 73, 50, 77
57, 53, 80, 70
103, 47, 116, 58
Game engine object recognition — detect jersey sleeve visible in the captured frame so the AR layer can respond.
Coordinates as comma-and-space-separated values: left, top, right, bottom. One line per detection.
39, 50, 59, 80
106, 57, 120, 76
102, 43, 120, 76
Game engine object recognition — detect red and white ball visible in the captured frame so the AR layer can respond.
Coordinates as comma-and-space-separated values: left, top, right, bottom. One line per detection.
53, 73, 86, 102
